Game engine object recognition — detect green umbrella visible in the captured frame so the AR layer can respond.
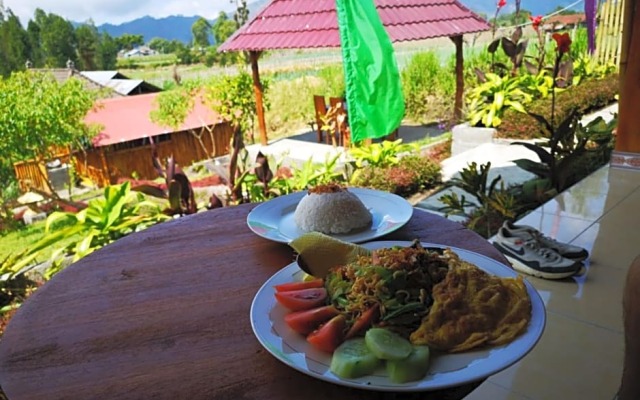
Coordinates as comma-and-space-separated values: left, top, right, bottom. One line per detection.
336, 0, 405, 143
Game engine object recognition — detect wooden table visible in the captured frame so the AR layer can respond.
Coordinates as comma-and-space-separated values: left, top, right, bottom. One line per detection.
0, 204, 509, 400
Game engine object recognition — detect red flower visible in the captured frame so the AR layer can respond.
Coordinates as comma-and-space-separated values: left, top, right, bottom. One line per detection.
497, 0, 507, 8
552, 32, 572, 54
530, 15, 543, 32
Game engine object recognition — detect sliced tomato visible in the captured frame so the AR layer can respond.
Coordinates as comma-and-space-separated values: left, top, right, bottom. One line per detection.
274, 288, 327, 311
307, 314, 346, 353
345, 304, 380, 339
274, 279, 324, 292
284, 305, 340, 335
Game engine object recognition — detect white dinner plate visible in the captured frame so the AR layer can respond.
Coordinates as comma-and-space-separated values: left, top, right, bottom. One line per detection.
250, 241, 546, 392
246, 188, 413, 244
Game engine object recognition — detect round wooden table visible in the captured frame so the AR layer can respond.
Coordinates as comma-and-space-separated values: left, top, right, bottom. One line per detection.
0, 204, 509, 400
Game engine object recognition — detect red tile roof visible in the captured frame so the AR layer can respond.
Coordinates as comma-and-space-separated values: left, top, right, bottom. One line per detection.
546, 13, 586, 27
85, 93, 223, 147
219, 0, 490, 51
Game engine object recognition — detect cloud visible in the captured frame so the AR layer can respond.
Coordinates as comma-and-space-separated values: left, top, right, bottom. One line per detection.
3, 0, 236, 25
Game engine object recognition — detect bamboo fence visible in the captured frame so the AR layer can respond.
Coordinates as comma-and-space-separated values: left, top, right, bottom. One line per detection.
596, 0, 626, 66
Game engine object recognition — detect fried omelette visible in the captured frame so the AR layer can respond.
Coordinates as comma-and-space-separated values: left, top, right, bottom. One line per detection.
410, 250, 531, 352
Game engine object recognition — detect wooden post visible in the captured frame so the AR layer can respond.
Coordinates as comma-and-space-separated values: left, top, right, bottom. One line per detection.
450, 35, 464, 123
249, 51, 268, 146
616, 0, 640, 153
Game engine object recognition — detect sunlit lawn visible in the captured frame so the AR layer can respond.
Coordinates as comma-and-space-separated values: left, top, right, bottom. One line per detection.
1, 220, 83, 266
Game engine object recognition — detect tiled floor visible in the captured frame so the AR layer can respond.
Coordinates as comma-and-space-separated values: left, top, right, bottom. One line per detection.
465, 164, 640, 400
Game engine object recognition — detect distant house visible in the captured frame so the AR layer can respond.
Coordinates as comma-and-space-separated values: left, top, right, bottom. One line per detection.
14, 93, 233, 192
30, 62, 161, 97
80, 70, 161, 96
77, 92, 233, 186
124, 46, 158, 58
545, 13, 586, 31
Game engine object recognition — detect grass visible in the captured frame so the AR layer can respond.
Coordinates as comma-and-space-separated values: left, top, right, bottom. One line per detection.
0, 220, 83, 265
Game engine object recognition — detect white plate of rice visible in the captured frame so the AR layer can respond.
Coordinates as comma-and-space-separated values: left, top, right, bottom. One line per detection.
246, 188, 413, 244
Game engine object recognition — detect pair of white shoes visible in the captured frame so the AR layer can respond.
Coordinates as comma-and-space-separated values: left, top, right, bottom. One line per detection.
493, 221, 588, 280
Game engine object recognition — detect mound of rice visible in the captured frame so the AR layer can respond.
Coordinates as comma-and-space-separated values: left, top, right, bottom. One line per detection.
294, 184, 372, 234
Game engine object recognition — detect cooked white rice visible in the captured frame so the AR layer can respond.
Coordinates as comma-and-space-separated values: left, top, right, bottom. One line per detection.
294, 190, 372, 234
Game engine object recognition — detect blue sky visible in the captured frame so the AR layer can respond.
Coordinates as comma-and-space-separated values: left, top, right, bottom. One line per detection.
3, 0, 260, 26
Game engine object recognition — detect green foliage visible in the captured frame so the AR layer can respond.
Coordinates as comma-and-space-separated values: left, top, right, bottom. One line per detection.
114, 33, 144, 51
350, 154, 441, 196
150, 81, 198, 129
438, 162, 521, 238
6, 182, 169, 277
205, 71, 270, 140
316, 65, 346, 97
401, 51, 454, 123
191, 17, 211, 48
572, 53, 617, 85
31, 9, 77, 68
75, 22, 100, 70
212, 11, 236, 45
498, 74, 619, 139
511, 113, 617, 192
349, 139, 415, 169
466, 72, 532, 127
0, 71, 98, 179
0, 10, 30, 77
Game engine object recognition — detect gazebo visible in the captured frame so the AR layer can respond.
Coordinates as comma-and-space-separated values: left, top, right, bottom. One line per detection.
219, 0, 490, 145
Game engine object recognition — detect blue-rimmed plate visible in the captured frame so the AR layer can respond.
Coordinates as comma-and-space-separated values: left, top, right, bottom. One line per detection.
246, 188, 413, 244
250, 241, 546, 392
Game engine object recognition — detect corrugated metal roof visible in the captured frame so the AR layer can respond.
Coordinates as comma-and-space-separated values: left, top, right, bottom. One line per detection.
85, 93, 223, 147
80, 71, 119, 85
219, 0, 490, 52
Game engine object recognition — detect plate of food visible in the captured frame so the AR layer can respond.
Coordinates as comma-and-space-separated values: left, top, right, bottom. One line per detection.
246, 184, 413, 244
250, 240, 546, 392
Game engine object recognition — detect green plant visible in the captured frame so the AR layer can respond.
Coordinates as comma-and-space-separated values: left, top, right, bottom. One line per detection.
438, 162, 520, 238
511, 114, 617, 192
498, 73, 619, 139
131, 147, 197, 215
402, 51, 454, 122
511, 33, 617, 192
572, 53, 617, 86
488, 26, 529, 76
6, 182, 169, 277
350, 154, 441, 196
205, 70, 271, 144
349, 139, 415, 169
466, 72, 531, 127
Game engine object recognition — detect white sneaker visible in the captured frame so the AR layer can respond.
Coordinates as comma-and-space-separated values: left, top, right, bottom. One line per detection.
493, 227, 582, 279
503, 220, 589, 261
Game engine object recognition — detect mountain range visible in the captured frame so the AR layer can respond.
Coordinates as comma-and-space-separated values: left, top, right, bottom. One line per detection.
95, 0, 583, 44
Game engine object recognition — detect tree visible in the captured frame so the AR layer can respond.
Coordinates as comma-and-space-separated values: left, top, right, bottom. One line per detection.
96, 32, 118, 69
75, 21, 99, 70
212, 12, 236, 45
0, 9, 30, 77
32, 9, 77, 67
148, 37, 170, 53
191, 17, 211, 49
0, 71, 98, 194
150, 80, 219, 159
115, 33, 144, 51
232, 0, 249, 29
26, 20, 43, 67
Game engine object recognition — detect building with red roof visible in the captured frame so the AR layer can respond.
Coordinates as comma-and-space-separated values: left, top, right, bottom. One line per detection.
74, 92, 233, 187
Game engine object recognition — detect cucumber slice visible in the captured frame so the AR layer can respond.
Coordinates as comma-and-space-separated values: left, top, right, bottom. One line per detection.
330, 338, 381, 379
386, 346, 431, 383
364, 328, 413, 360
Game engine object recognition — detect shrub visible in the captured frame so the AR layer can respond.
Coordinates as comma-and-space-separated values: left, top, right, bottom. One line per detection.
402, 51, 455, 123
497, 73, 619, 140
351, 155, 441, 196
